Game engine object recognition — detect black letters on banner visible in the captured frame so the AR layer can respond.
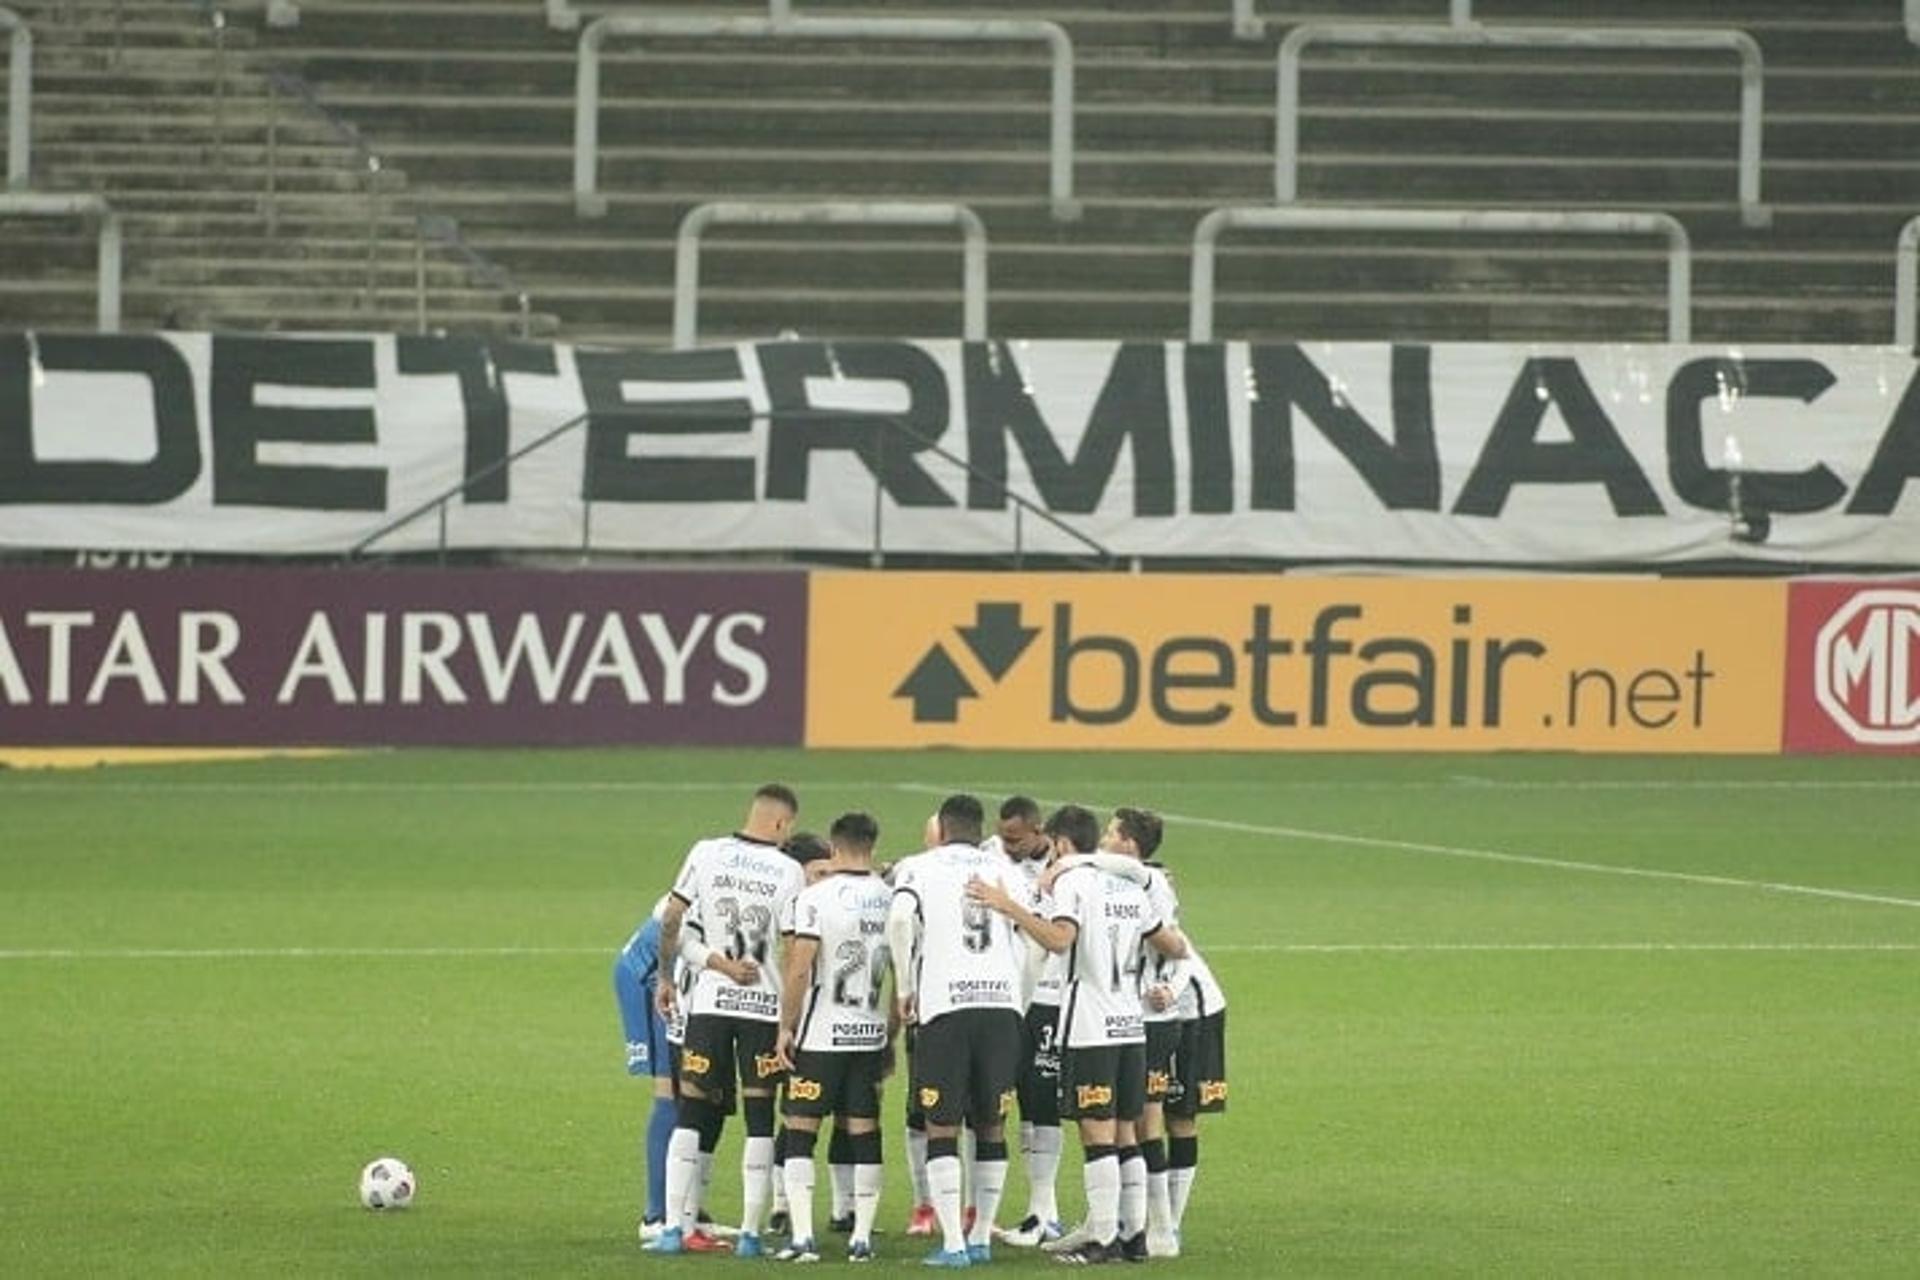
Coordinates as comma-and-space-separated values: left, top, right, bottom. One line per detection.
1667, 357, 1844, 515
1248, 344, 1440, 512
210, 336, 385, 511
0, 335, 199, 506
760, 342, 954, 507
395, 337, 560, 504
1848, 365, 1920, 515
1454, 357, 1663, 517
577, 346, 754, 503
1183, 344, 1235, 514
964, 341, 1174, 516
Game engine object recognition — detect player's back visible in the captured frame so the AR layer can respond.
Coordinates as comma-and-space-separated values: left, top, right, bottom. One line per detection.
1055, 863, 1158, 1046
893, 842, 1026, 1025
673, 834, 804, 1020
1140, 865, 1184, 1022
793, 869, 893, 1051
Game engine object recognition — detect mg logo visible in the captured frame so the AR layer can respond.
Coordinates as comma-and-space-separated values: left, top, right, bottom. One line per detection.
1813, 589, 1920, 745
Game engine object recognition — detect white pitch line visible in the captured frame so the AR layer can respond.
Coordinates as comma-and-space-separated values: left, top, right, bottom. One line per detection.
0, 943, 1913, 961
899, 778, 1920, 793
892, 784, 1920, 911
0, 780, 854, 795
1206, 942, 1920, 954
5, 776, 1917, 796
0, 946, 607, 960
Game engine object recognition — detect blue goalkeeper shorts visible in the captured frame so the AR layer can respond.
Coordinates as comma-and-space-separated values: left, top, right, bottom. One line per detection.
614, 920, 672, 1079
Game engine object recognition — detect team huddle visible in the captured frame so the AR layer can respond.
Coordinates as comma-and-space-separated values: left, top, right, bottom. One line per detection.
613, 785, 1229, 1267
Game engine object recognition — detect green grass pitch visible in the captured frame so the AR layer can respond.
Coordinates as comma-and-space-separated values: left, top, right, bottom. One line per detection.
3, 749, 1918, 1276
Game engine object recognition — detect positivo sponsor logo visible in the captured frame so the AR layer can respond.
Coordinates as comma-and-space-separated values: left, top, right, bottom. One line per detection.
1813, 589, 1920, 745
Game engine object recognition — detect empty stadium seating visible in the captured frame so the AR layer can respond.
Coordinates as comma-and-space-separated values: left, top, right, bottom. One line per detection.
2, 0, 1915, 344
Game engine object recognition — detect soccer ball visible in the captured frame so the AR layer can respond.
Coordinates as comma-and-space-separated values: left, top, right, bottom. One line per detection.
359, 1157, 416, 1210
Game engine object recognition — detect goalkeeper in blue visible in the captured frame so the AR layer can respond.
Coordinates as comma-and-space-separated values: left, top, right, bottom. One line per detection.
615, 897, 679, 1241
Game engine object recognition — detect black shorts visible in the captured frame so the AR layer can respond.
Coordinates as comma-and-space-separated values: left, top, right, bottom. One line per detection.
1144, 1019, 1181, 1107
1061, 1042, 1146, 1123
668, 1044, 737, 1113
904, 1024, 924, 1127
1018, 1003, 1064, 1127
1167, 1011, 1228, 1117
784, 1047, 885, 1122
679, 1013, 783, 1098
911, 1008, 1023, 1129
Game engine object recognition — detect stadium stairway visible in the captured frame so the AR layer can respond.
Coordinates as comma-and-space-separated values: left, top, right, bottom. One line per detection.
0, 0, 556, 335
6, 0, 1918, 345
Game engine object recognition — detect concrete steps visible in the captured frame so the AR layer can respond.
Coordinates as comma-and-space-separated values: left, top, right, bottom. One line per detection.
1, 0, 1913, 344
0, 0, 536, 336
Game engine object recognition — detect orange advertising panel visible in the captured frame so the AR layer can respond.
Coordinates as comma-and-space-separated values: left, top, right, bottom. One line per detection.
806, 574, 1787, 753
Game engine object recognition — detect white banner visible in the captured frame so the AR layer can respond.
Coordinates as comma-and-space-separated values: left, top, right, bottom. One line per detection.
2, 333, 1917, 565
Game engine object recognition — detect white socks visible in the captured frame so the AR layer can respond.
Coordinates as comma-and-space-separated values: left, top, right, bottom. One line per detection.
1169, 1164, 1197, 1228
927, 1153, 966, 1253
968, 1146, 1007, 1246
781, 1151, 816, 1246
1025, 1124, 1063, 1224
741, 1135, 775, 1235
1118, 1149, 1147, 1241
906, 1128, 931, 1206
1083, 1151, 1121, 1245
663, 1127, 703, 1234
853, 1162, 884, 1246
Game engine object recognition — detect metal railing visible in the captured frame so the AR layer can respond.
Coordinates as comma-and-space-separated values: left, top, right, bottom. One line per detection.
573, 13, 1078, 221
348, 404, 1115, 570
1237, 0, 1474, 40
1278, 22, 1769, 228
0, 193, 121, 330
1897, 215, 1920, 349
1189, 205, 1692, 343
1, 7, 30, 189
265, 67, 535, 332
414, 214, 534, 338
674, 201, 987, 350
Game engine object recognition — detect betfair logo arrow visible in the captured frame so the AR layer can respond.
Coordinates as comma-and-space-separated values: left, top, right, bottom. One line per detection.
893, 644, 976, 723
895, 602, 1037, 723
957, 603, 1038, 680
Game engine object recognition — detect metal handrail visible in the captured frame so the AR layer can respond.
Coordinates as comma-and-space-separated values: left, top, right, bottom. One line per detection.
347, 403, 1115, 569
1, 8, 31, 189
1236, 0, 1474, 41
415, 213, 535, 339
573, 14, 1078, 221
0, 193, 121, 330
1278, 22, 1769, 228
1897, 215, 1919, 349
674, 201, 988, 350
1189, 204, 1691, 343
265, 66, 536, 329
348, 409, 592, 560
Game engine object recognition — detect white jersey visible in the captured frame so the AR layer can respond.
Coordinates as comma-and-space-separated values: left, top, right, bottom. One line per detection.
1027, 860, 1068, 1008
1175, 942, 1228, 1020
666, 898, 703, 1046
791, 870, 893, 1052
1050, 862, 1164, 1048
671, 833, 804, 1023
891, 842, 1028, 1025
1140, 865, 1186, 1025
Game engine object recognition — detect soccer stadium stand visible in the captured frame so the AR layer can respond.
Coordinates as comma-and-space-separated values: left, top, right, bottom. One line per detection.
0, 0, 1914, 344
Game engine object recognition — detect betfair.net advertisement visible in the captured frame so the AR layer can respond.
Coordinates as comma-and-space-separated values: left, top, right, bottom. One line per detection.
806, 574, 1786, 752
